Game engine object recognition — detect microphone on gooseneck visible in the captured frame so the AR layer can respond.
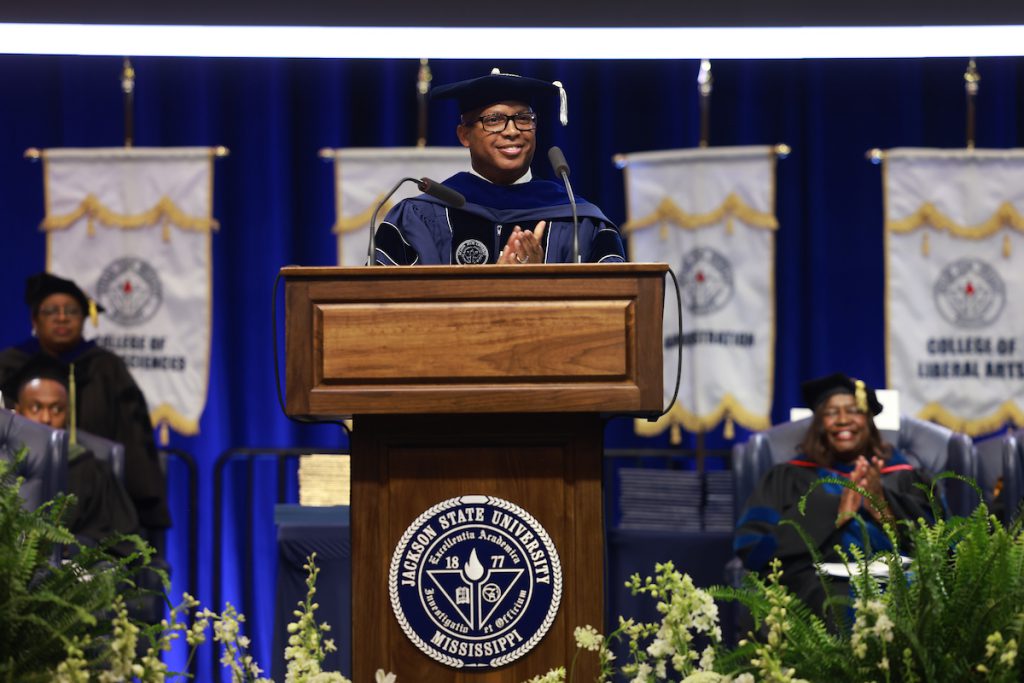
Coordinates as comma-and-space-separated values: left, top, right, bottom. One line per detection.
548, 146, 580, 263
417, 177, 466, 208
366, 177, 466, 265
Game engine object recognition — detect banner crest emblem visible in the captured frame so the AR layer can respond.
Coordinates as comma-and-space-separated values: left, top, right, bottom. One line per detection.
932, 258, 1006, 329
96, 257, 164, 327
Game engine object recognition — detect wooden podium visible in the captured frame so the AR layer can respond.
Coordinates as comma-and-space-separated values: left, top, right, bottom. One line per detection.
283, 264, 666, 682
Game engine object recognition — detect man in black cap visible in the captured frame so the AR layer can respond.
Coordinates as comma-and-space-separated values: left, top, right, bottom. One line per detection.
0, 273, 170, 538
372, 69, 626, 266
733, 373, 934, 619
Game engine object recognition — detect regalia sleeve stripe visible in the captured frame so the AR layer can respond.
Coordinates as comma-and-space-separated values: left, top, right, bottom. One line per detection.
734, 534, 776, 570
736, 506, 781, 527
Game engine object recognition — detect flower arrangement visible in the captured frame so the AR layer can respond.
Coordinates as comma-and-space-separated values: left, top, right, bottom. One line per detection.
12, 439, 1024, 683
528, 481, 1024, 683
0, 449, 395, 683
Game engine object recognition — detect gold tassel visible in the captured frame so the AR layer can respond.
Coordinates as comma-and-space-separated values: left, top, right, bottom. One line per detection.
670, 422, 682, 445
159, 421, 170, 446
68, 363, 77, 446
724, 414, 735, 440
660, 221, 669, 240
87, 214, 96, 237
726, 216, 734, 235
162, 217, 171, 242
921, 233, 930, 256
854, 379, 868, 413
88, 299, 99, 328
1004, 234, 1012, 258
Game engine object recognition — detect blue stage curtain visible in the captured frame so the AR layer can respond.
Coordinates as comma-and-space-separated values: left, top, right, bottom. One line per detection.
1, 55, 1021, 678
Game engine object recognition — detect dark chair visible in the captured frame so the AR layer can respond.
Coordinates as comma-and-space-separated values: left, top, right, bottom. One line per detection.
76, 429, 126, 483
976, 430, 1023, 524
0, 407, 68, 510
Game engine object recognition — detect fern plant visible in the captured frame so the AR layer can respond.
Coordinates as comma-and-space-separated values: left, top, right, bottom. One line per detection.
0, 447, 154, 681
531, 477, 1024, 682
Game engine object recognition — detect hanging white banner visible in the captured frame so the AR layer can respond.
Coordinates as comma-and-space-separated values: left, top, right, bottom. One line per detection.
43, 147, 218, 438
885, 148, 1024, 435
620, 146, 779, 442
327, 146, 469, 265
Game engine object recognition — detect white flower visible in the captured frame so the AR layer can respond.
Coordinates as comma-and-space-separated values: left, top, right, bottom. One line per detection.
574, 625, 605, 651
525, 667, 566, 683
375, 669, 397, 683
630, 662, 653, 683
680, 673, 725, 683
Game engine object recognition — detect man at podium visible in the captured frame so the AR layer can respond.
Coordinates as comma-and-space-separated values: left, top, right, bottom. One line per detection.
372, 70, 626, 266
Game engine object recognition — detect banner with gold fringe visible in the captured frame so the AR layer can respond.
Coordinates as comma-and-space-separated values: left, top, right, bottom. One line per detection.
885, 148, 1024, 435
620, 146, 778, 443
43, 147, 217, 440
328, 147, 469, 265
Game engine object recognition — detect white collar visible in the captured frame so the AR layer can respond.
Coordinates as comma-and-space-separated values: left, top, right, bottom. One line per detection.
469, 166, 532, 185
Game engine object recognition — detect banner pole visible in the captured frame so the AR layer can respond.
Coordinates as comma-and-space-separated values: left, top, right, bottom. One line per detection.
416, 58, 432, 148
697, 59, 712, 148
964, 58, 979, 150
122, 57, 135, 148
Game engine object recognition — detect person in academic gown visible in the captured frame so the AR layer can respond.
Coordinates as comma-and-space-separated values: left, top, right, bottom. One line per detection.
0, 273, 170, 534
3, 352, 140, 550
733, 373, 935, 618
373, 70, 626, 266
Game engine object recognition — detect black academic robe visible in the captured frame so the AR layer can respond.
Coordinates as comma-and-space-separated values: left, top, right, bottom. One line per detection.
66, 443, 141, 550
0, 339, 170, 529
734, 451, 934, 615
373, 172, 626, 265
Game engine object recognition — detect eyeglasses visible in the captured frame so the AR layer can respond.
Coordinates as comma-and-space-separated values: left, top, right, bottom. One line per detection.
471, 111, 537, 133
821, 405, 865, 419
38, 305, 83, 319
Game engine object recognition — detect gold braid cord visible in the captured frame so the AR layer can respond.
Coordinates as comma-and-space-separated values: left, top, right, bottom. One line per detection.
149, 404, 200, 437
41, 194, 219, 240
623, 193, 778, 235
635, 395, 771, 444
887, 201, 1024, 238
916, 400, 1024, 437
331, 194, 392, 235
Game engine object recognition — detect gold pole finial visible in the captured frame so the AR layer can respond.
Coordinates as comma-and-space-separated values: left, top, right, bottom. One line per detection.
122, 57, 135, 148
416, 58, 432, 148
964, 58, 980, 150
697, 59, 713, 148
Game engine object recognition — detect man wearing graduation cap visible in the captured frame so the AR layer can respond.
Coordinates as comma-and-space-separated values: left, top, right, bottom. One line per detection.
733, 373, 934, 619
373, 69, 626, 266
0, 273, 170, 537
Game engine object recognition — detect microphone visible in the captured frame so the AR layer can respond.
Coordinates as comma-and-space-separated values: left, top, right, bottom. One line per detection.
417, 177, 466, 208
367, 177, 465, 265
548, 146, 580, 263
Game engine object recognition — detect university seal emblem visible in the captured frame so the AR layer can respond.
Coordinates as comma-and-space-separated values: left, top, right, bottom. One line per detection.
389, 495, 562, 669
679, 247, 734, 315
455, 239, 490, 265
96, 257, 163, 327
933, 258, 1005, 329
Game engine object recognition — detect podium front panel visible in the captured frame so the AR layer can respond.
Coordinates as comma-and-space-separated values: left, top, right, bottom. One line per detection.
283, 264, 666, 418
352, 413, 603, 683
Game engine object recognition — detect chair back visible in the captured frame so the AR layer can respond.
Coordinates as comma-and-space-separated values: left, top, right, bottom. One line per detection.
977, 430, 1024, 523
0, 407, 69, 509
75, 430, 126, 483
